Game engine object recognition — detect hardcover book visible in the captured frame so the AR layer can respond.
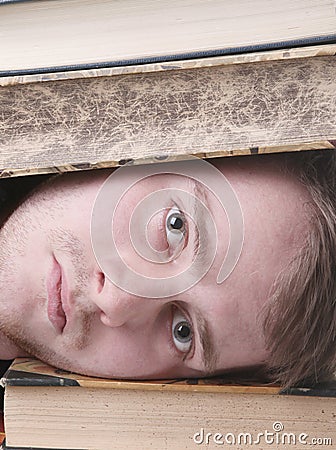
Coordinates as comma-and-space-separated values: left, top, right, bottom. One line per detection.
0, 47, 335, 178
1, 0, 336, 76
1, 358, 335, 449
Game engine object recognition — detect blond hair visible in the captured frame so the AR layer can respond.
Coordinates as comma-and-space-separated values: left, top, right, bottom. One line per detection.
263, 149, 336, 388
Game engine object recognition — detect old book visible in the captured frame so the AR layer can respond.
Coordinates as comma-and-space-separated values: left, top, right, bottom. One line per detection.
0, 2, 335, 179
1, 0, 336, 76
1, 358, 335, 450
0, 44, 335, 179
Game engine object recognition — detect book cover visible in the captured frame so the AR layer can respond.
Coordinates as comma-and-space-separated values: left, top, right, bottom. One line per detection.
1, 0, 336, 76
1, 358, 281, 393
3, 357, 336, 396
0, 54, 335, 179
1, 358, 335, 450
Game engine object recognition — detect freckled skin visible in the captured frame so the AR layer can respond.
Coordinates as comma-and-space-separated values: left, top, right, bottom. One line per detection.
0, 156, 312, 379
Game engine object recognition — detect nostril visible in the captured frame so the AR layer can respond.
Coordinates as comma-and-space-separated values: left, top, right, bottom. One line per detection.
95, 270, 105, 294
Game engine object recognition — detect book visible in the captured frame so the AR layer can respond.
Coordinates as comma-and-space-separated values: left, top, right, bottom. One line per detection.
0, 44, 335, 179
1, 358, 335, 449
1, 0, 336, 76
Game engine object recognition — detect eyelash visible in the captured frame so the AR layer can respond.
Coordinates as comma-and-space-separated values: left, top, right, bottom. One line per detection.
169, 304, 195, 362
159, 200, 189, 257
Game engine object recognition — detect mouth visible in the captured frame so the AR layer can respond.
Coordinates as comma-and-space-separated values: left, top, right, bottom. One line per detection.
47, 256, 67, 333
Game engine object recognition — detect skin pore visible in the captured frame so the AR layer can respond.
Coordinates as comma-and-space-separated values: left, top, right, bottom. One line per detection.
0, 155, 312, 379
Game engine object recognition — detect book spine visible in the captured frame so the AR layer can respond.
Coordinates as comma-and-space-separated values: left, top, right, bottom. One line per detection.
1, 35, 336, 78
0, 439, 85, 450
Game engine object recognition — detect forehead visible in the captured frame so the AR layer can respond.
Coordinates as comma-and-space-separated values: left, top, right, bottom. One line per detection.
183, 156, 312, 373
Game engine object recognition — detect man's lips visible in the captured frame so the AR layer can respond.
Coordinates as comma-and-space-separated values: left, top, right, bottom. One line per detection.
47, 256, 67, 333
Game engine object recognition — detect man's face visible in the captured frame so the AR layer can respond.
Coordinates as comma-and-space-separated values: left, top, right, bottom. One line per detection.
0, 156, 311, 379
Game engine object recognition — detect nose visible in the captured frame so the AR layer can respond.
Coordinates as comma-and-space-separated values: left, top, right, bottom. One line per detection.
91, 270, 162, 328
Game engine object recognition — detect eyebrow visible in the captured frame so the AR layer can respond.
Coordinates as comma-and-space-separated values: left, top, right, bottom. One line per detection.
194, 307, 219, 374
190, 178, 212, 274
189, 179, 219, 374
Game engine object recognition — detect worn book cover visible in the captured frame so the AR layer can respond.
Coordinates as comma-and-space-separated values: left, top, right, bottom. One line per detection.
1, 358, 335, 450
1, 357, 281, 393
1, 0, 336, 75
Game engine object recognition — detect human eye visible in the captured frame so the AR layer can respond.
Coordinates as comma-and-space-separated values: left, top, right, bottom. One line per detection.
171, 306, 193, 358
165, 205, 187, 251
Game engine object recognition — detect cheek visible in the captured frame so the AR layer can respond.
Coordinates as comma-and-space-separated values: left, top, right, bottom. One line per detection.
65, 201, 93, 232
110, 175, 168, 249
110, 199, 174, 277
62, 331, 153, 378
99, 176, 197, 281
